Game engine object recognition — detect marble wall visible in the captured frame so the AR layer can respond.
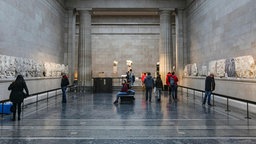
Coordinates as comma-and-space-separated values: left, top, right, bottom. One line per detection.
184, 0, 256, 103
183, 76, 256, 112
90, 16, 160, 78
186, 0, 256, 69
0, 78, 61, 101
0, 0, 66, 101
0, 0, 66, 65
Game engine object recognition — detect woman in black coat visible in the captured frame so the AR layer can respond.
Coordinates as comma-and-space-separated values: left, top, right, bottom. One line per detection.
155, 74, 163, 102
8, 75, 29, 121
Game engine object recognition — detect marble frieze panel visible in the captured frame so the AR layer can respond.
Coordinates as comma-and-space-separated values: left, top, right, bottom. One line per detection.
225, 58, 236, 77
234, 55, 255, 78
191, 63, 198, 76
216, 59, 225, 77
183, 55, 256, 79
208, 60, 217, 76
0, 54, 68, 79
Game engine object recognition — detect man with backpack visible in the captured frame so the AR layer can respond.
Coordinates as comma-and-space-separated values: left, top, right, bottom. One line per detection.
169, 72, 178, 101
166, 72, 172, 94
143, 72, 154, 102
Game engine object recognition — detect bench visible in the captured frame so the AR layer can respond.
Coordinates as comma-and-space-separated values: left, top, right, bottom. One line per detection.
120, 95, 135, 104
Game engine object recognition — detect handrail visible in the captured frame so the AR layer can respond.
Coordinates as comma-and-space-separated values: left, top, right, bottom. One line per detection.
178, 85, 255, 119
0, 85, 74, 117
179, 85, 256, 105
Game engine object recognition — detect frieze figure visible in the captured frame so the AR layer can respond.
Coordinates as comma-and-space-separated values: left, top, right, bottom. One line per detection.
225, 58, 236, 77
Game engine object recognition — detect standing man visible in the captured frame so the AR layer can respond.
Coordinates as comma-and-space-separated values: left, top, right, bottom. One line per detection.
203, 73, 215, 106
155, 74, 163, 102
165, 72, 172, 95
61, 73, 69, 103
170, 72, 179, 101
143, 72, 154, 102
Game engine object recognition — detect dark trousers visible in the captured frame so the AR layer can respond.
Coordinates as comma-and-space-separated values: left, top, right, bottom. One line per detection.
203, 91, 212, 105
12, 102, 22, 119
145, 87, 153, 101
170, 85, 178, 100
61, 86, 67, 103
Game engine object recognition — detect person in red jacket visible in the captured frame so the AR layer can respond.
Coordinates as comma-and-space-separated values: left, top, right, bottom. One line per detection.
141, 72, 147, 90
166, 72, 172, 95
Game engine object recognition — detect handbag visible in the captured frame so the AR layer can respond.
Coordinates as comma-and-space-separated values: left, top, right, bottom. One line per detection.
153, 87, 156, 93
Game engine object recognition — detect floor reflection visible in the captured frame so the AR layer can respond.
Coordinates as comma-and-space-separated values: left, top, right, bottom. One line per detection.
0, 89, 256, 143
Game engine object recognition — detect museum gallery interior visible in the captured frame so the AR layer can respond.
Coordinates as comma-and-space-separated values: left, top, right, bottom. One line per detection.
1, 0, 256, 143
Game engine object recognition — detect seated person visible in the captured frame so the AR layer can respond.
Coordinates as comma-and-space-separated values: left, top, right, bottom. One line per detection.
113, 80, 134, 104
127, 89, 135, 95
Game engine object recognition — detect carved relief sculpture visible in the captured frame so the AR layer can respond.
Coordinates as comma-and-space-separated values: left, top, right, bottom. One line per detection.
216, 59, 225, 77
225, 58, 236, 77
208, 60, 217, 76
234, 55, 255, 78
184, 55, 256, 79
0, 54, 68, 79
191, 63, 198, 76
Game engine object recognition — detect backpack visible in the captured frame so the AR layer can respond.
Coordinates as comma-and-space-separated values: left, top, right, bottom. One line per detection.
169, 76, 175, 86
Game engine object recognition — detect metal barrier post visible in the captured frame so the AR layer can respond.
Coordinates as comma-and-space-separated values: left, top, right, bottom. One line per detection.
193, 90, 195, 99
187, 88, 188, 97
1, 102, 4, 118
245, 103, 251, 119
212, 94, 215, 106
36, 94, 39, 110
47, 91, 49, 103
55, 90, 57, 102
226, 98, 230, 112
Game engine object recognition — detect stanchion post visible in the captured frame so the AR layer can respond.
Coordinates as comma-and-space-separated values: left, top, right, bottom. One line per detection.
245, 103, 251, 119
212, 94, 215, 107
1, 102, 4, 118
226, 98, 230, 112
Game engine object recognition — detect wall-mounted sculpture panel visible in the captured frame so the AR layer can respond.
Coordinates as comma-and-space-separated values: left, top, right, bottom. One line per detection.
0, 54, 68, 79
234, 55, 255, 78
216, 59, 226, 77
184, 55, 256, 79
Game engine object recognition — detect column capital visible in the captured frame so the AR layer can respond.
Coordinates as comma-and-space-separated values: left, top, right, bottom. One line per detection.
174, 8, 185, 15
76, 8, 92, 11
159, 8, 174, 15
159, 8, 175, 11
67, 8, 77, 15
79, 9, 93, 16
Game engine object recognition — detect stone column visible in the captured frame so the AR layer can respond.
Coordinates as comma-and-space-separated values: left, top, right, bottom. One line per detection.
159, 10, 173, 82
67, 9, 76, 84
175, 9, 184, 84
78, 10, 92, 88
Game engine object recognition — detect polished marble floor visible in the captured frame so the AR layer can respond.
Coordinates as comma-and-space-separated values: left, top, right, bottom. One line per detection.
1, 88, 256, 144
